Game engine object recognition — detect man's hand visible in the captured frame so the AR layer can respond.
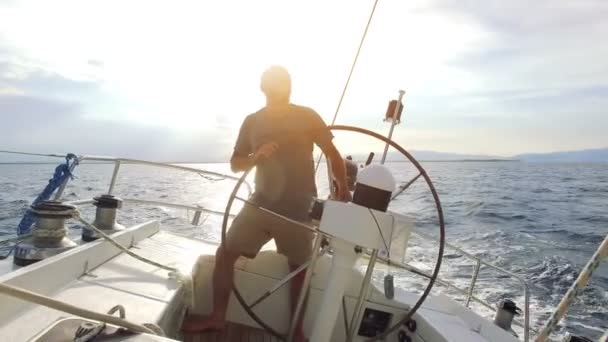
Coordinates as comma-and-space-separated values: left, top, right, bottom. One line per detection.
254, 142, 279, 160
332, 181, 352, 202
321, 142, 351, 203
230, 142, 278, 172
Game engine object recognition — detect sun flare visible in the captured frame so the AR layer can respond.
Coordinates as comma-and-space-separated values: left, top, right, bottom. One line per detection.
0, 0, 487, 132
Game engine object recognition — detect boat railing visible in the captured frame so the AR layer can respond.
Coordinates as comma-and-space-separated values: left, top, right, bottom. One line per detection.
55, 156, 252, 220
387, 230, 533, 341
67, 198, 235, 220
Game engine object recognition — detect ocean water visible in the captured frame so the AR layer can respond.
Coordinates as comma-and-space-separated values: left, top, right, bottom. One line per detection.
0, 161, 606, 340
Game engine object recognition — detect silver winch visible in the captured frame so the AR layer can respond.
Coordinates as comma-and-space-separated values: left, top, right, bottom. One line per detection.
494, 299, 521, 337
82, 194, 125, 242
13, 201, 78, 266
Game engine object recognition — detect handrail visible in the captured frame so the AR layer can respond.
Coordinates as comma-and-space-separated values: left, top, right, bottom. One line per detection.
65, 198, 235, 219
0, 151, 252, 223
77, 156, 253, 196
370, 254, 537, 335
369, 254, 495, 310
409, 230, 532, 341
0, 151, 248, 191
108, 160, 121, 195
53, 155, 252, 231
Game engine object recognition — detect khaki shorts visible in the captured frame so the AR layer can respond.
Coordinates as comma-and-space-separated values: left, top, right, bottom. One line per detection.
225, 204, 314, 266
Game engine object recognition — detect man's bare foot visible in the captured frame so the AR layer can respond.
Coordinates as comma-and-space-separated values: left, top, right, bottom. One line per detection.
181, 314, 226, 333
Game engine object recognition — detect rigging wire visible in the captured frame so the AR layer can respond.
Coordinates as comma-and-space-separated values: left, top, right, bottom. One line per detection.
329, 0, 380, 127
314, 0, 380, 174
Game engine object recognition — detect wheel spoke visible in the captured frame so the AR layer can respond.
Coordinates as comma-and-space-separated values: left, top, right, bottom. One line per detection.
391, 172, 422, 200
234, 196, 318, 234
342, 296, 350, 334
224, 125, 445, 342
248, 260, 312, 309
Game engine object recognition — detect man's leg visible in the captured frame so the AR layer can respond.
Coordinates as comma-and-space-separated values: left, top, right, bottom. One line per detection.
271, 214, 314, 342
289, 262, 309, 342
183, 205, 270, 332
182, 244, 240, 332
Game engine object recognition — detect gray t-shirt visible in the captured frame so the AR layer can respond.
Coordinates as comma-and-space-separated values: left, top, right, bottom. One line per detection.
232, 104, 333, 221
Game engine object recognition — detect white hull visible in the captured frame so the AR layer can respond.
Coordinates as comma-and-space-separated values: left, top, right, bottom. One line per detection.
0, 220, 520, 342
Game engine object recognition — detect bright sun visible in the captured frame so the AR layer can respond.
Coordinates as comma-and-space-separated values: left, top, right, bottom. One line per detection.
0, 0, 487, 131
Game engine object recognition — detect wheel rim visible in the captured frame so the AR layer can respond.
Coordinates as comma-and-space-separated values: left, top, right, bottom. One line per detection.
220, 125, 446, 341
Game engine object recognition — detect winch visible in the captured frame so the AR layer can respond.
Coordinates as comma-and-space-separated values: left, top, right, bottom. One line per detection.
13, 201, 78, 266
82, 195, 125, 242
494, 299, 521, 337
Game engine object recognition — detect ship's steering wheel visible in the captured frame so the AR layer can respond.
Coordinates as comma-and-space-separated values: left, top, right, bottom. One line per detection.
221, 125, 445, 341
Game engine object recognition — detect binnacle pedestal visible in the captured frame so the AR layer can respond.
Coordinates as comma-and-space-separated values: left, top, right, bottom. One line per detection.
311, 163, 397, 342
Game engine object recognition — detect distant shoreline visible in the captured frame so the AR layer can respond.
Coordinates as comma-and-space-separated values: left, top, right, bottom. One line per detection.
374, 159, 519, 163
4, 159, 608, 165
0, 159, 519, 165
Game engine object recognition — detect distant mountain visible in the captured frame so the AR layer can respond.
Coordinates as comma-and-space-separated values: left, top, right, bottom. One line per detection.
347, 148, 608, 163
344, 150, 510, 162
2, 147, 607, 164
408, 150, 508, 161
515, 148, 608, 162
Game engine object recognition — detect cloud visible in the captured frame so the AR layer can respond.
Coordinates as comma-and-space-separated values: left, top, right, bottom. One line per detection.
0, 102, 234, 162
359, 0, 608, 154
434, 0, 608, 91
0, 94, 78, 118
0, 60, 235, 162
0, 0, 606, 158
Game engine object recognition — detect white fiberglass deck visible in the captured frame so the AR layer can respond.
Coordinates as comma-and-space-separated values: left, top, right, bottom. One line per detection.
0, 221, 205, 341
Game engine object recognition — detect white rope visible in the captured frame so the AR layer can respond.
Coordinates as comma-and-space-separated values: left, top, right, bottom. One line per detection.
73, 210, 195, 309
32, 228, 67, 239
29, 208, 74, 239
0, 282, 158, 335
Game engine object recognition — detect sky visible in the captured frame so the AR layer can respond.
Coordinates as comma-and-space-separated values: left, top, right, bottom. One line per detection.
0, 0, 607, 161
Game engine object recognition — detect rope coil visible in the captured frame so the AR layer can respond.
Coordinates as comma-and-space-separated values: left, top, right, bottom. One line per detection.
32, 228, 67, 239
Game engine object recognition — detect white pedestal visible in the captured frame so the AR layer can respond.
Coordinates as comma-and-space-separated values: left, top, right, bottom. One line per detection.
310, 200, 400, 342
310, 238, 360, 342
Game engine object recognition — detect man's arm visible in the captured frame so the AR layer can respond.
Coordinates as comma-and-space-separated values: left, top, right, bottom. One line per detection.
230, 154, 257, 173
320, 141, 351, 202
230, 142, 278, 173
305, 107, 350, 201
